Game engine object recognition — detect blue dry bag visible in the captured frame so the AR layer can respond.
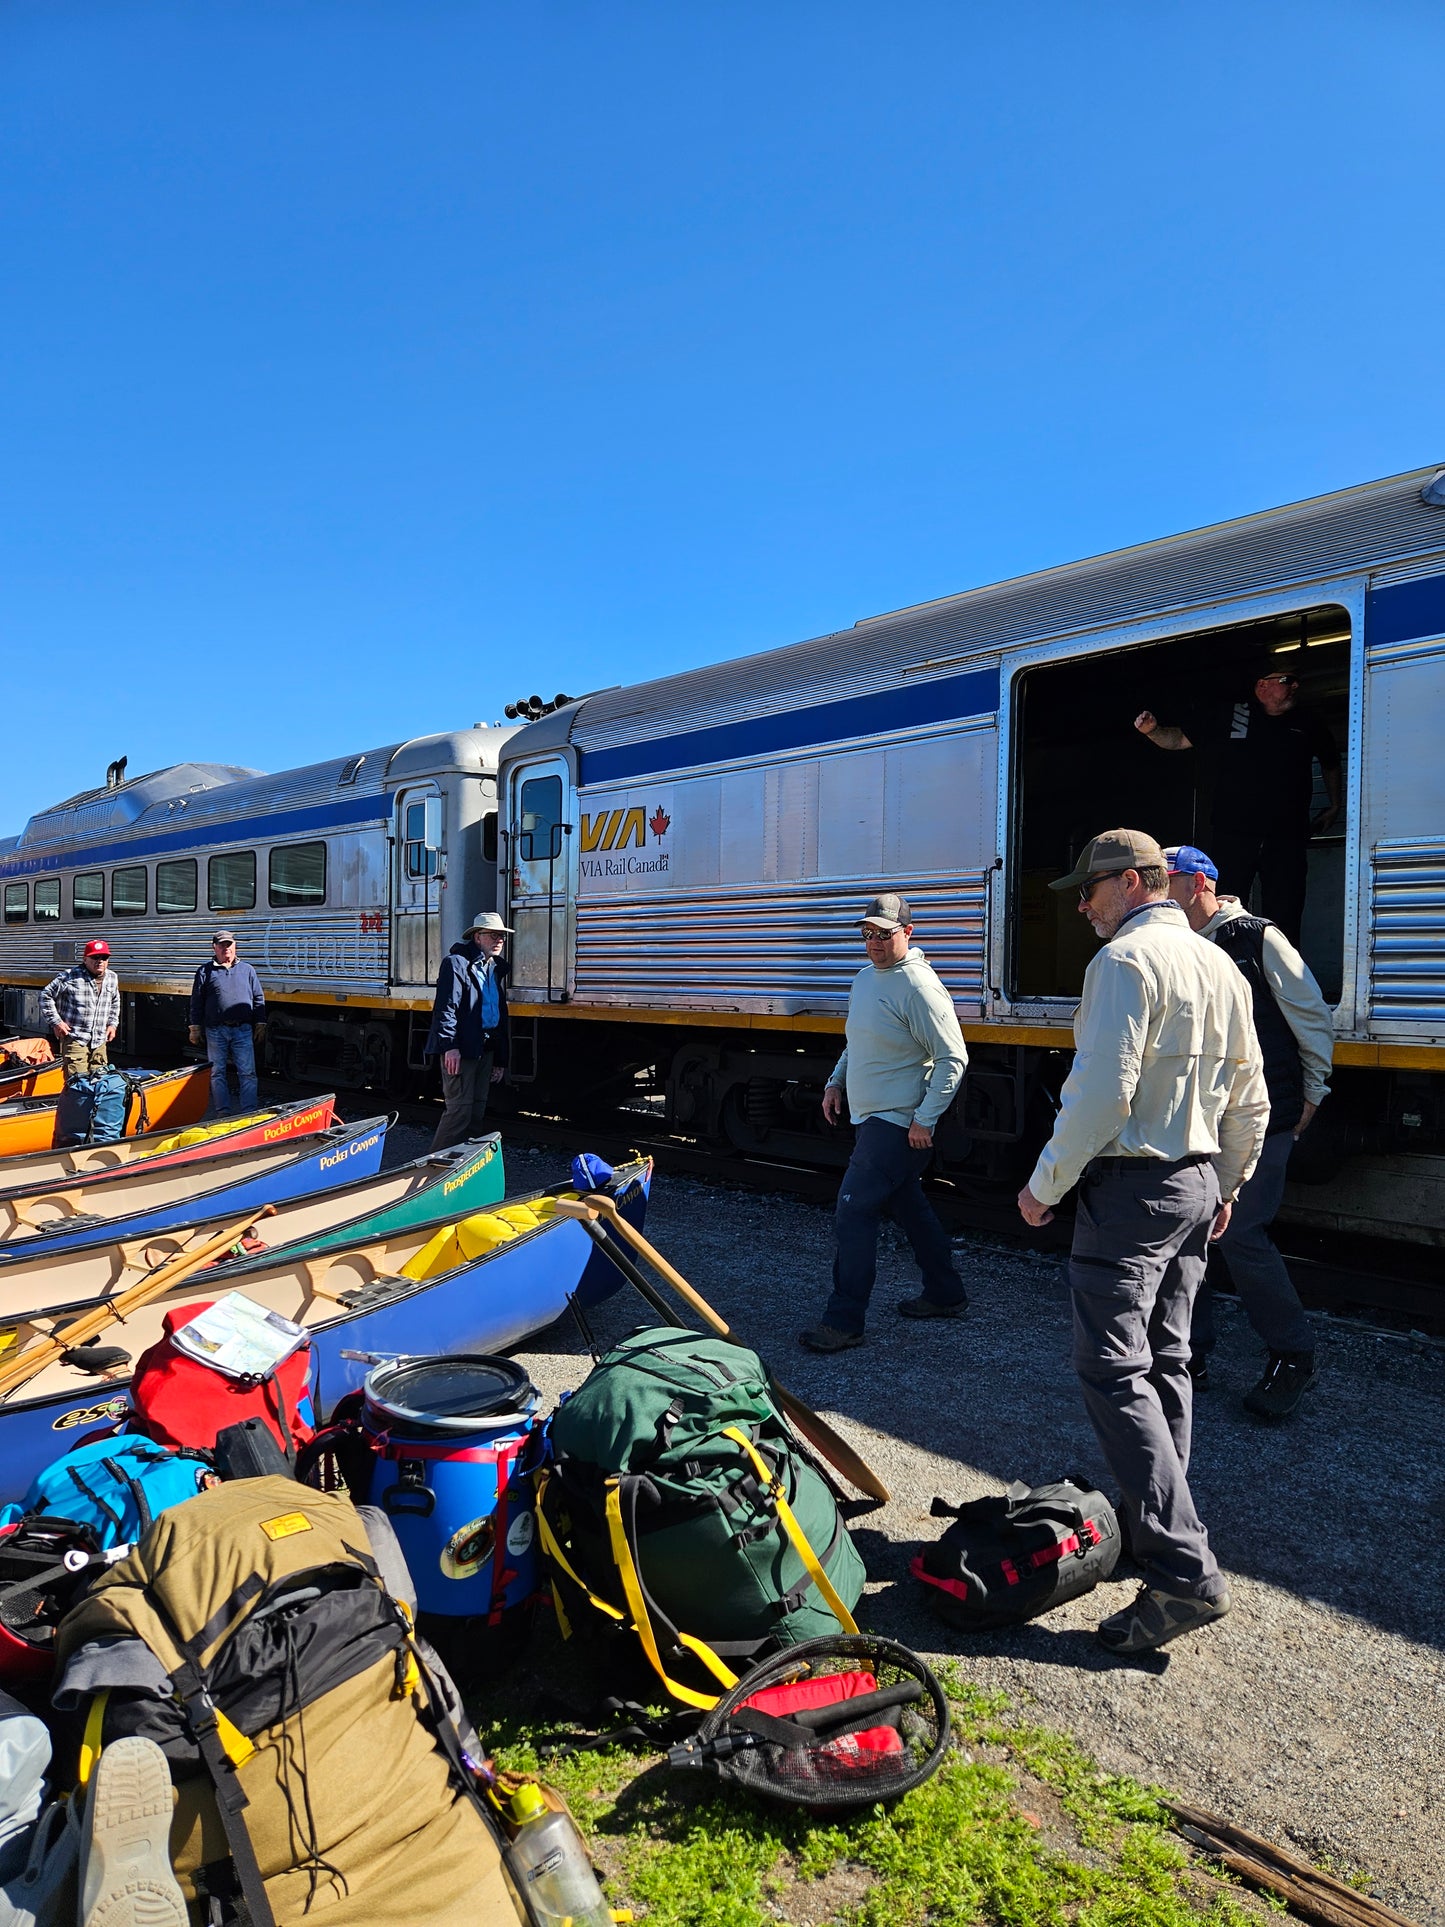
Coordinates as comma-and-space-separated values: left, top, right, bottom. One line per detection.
13, 1434, 214, 1548
55, 1072, 130, 1146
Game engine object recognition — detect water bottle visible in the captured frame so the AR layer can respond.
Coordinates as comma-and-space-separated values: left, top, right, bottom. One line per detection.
505, 1785, 612, 1927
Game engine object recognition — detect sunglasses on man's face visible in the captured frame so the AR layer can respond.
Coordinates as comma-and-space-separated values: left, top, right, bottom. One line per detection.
861, 926, 897, 941
1078, 872, 1120, 904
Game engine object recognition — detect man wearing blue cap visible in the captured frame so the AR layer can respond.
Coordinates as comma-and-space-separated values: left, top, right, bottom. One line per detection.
1164, 845, 1334, 1420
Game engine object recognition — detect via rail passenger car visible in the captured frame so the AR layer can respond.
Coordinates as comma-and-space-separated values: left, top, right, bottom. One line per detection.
0, 730, 512, 1089
497, 464, 1445, 1249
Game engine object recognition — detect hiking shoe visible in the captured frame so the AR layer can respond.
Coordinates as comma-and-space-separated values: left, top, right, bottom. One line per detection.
897, 1294, 970, 1320
78, 1735, 187, 1927
1187, 1354, 1210, 1395
1242, 1351, 1317, 1421
1096, 1584, 1232, 1654
799, 1324, 864, 1353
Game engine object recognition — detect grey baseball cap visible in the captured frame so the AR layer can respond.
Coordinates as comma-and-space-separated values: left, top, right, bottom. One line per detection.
1049, 829, 1168, 892
858, 892, 912, 930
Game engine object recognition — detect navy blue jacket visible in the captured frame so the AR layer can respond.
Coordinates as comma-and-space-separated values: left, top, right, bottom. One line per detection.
423, 942, 511, 1067
189, 958, 266, 1029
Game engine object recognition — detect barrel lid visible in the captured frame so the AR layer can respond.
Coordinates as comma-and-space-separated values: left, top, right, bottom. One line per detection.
363, 1354, 536, 1431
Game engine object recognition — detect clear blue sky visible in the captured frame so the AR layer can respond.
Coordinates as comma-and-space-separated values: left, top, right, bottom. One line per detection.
2, 1, 1441, 831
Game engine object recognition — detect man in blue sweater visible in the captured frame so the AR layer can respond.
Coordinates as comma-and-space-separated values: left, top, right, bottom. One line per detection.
801, 892, 970, 1353
188, 931, 266, 1117
424, 911, 512, 1152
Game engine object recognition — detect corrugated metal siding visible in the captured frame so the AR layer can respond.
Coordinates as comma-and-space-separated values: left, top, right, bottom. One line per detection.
575, 874, 989, 1016
565, 469, 1445, 752
1369, 841, 1445, 1028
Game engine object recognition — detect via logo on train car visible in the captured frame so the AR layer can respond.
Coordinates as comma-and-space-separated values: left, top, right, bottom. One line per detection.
579, 791, 673, 884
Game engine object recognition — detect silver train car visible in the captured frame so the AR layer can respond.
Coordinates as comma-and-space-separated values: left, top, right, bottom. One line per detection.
0, 729, 512, 1086
498, 463, 1445, 1246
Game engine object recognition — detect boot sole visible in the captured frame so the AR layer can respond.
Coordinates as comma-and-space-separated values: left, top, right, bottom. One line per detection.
81, 1738, 187, 1927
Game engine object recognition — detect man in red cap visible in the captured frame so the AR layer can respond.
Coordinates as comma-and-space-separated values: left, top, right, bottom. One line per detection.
41, 939, 121, 1082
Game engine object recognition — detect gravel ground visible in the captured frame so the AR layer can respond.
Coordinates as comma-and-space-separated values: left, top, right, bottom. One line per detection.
386, 1121, 1445, 1924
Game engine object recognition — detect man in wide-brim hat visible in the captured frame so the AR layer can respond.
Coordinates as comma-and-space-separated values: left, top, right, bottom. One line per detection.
423, 911, 513, 1152
1018, 829, 1268, 1654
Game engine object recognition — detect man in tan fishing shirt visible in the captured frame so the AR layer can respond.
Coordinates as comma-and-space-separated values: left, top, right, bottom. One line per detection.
1019, 829, 1268, 1655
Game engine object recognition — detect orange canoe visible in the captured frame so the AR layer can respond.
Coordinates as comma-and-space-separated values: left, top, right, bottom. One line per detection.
0, 1064, 211, 1159
0, 1059, 65, 1104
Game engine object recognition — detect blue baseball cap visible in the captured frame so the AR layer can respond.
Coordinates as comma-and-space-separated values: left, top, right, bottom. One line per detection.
1162, 844, 1219, 882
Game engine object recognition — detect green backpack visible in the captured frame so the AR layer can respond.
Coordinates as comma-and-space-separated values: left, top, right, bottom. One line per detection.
536, 1328, 866, 1709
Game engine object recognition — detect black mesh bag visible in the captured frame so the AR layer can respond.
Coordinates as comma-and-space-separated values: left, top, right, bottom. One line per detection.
666, 1634, 950, 1812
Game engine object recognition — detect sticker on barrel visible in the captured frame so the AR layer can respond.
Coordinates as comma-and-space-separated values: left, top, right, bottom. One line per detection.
440, 1515, 497, 1580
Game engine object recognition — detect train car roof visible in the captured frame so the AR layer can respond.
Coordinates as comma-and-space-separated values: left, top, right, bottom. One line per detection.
511, 463, 1445, 764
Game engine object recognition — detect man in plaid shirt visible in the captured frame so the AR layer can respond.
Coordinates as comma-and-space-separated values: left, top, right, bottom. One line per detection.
41, 939, 121, 1081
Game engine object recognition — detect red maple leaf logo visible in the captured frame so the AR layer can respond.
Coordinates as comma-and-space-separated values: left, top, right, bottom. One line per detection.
649, 807, 671, 840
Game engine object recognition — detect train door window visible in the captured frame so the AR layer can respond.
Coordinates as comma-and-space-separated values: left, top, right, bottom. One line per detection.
3, 884, 27, 924
1010, 602, 1352, 1003
482, 811, 498, 863
34, 880, 60, 922
518, 775, 563, 861
111, 866, 147, 916
73, 872, 104, 919
157, 858, 198, 914
209, 851, 256, 912
269, 840, 327, 907
404, 798, 442, 880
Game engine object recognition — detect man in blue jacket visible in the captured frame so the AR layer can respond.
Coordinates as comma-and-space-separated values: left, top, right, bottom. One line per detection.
187, 930, 266, 1117
425, 911, 512, 1151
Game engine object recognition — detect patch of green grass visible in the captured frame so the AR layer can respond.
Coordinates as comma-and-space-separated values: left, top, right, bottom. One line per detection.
479, 1659, 1268, 1926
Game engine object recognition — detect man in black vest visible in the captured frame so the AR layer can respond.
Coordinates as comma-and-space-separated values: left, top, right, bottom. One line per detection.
1164, 846, 1334, 1420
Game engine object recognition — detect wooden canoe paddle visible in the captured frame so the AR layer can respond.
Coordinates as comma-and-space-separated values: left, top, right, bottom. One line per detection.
0, 1204, 277, 1402
560, 1193, 889, 1503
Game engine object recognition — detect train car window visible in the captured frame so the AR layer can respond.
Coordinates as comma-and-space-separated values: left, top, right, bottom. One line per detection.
73, 872, 104, 919
518, 775, 563, 860
209, 851, 257, 912
482, 811, 498, 863
111, 866, 148, 916
3, 883, 27, 924
403, 798, 441, 879
269, 840, 327, 907
157, 858, 198, 914
34, 880, 60, 922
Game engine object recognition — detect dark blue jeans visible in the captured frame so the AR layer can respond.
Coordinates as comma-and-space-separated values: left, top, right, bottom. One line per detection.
823, 1116, 963, 1334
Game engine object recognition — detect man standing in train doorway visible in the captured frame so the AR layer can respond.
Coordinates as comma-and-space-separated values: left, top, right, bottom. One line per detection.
1018, 829, 1268, 1653
41, 939, 120, 1081
1133, 664, 1340, 944
425, 911, 512, 1152
801, 892, 969, 1353
188, 931, 266, 1117
1164, 845, 1333, 1421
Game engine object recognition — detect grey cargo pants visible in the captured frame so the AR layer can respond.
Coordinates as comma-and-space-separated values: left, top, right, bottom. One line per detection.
1070, 1155, 1227, 1603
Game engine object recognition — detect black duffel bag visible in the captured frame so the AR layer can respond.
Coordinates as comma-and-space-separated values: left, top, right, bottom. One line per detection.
909, 1477, 1120, 1632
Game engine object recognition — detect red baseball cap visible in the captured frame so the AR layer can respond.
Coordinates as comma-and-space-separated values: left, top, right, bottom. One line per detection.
82, 940, 111, 959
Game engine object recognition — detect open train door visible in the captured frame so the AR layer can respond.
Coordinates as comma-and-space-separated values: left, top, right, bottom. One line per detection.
504, 755, 576, 1002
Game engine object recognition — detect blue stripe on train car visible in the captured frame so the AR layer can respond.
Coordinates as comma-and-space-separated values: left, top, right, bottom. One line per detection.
1367, 574, 1445, 648
578, 663, 1002, 786
0, 790, 388, 881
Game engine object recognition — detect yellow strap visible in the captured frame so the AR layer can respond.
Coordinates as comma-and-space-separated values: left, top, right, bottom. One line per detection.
603, 1482, 735, 1710
722, 1427, 859, 1635
534, 1470, 624, 1623
78, 1691, 109, 1788
214, 1707, 256, 1769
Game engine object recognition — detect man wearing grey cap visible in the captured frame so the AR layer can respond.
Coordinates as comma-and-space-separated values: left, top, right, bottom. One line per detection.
188, 930, 266, 1117
424, 911, 512, 1152
1018, 830, 1268, 1653
801, 892, 969, 1353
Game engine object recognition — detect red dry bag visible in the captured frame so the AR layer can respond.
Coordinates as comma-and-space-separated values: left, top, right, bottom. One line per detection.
128, 1300, 316, 1463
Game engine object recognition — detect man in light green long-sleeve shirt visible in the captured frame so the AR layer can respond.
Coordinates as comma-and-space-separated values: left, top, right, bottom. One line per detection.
800, 892, 969, 1353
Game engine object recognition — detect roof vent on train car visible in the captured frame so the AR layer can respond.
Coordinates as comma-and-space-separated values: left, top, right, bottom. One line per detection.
105, 756, 128, 790
1422, 470, 1445, 509
338, 754, 367, 785
503, 692, 571, 721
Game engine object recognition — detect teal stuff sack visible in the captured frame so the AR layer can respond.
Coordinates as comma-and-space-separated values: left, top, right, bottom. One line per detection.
537, 1328, 866, 1708
19, 1434, 215, 1548
55, 1072, 130, 1146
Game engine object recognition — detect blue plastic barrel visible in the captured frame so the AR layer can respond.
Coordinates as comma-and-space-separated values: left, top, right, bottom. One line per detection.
361, 1354, 540, 1620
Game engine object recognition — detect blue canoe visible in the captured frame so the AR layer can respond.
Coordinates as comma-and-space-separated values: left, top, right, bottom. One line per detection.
0, 1156, 651, 1502
0, 1117, 391, 1264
